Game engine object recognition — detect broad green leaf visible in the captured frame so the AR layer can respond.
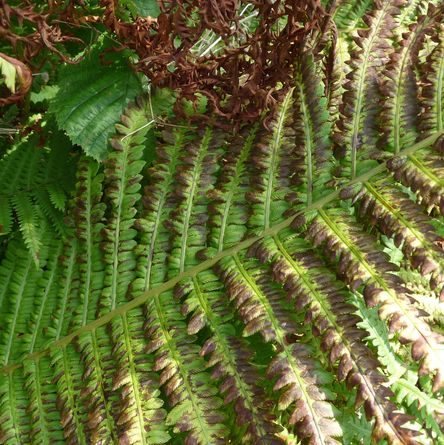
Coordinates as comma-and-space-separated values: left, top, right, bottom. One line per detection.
51, 45, 143, 160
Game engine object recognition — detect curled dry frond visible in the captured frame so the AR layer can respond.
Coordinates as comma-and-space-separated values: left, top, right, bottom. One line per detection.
0, 1, 85, 63
101, 0, 326, 124
0, 53, 32, 106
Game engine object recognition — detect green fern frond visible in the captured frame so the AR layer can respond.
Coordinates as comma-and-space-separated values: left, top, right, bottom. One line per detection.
176, 271, 284, 443
251, 233, 419, 444
11, 193, 42, 265
206, 125, 258, 253
348, 294, 444, 443
0, 134, 75, 258
379, 6, 439, 155
0, 196, 12, 235
388, 151, 444, 216
308, 208, 444, 390
333, 0, 402, 178
2, 3, 444, 441
351, 180, 444, 296
331, 0, 374, 31
217, 254, 343, 445
99, 98, 170, 444
248, 89, 295, 232
145, 289, 227, 444
47, 239, 88, 444
419, 19, 444, 135
0, 238, 41, 367
292, 54, 333, 207
23, 356, 65, 443
0, 371, 31, 443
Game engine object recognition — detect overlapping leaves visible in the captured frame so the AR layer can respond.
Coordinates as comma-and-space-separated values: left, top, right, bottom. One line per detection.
1, 1, 444, 445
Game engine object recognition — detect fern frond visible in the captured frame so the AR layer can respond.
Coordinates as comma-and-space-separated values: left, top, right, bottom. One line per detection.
249, 89, 295, 232
138, 121, 232, 443
34, 188, 67, 237
292, 54, 332, 207
0, 371, 31, 443
32, 241, 63, 334
176, 271, 284, 443
109, 314, 170, 445
0, 239, 41, 367
330, 0, 374, 31
396, 0, 436, 28
144, 289, 227, 444
73, 159, 106, 326
250, 233, 421, 444
378, 7, 438, 155
100, 98, 169, 444
76, 328, 119, 442
0, 239, 43, 443
333, 0, 402, 178
133, 124, 229, 443
0, 196, 12, 235
0, 135, 75, 257
388, 151, 444, 216
100, 98, 149, 312
49, 345, 87, 445
419, 19, 444, 135
217, 254, 343, 445
23, 356, 65, 443
206, 125, 258, 253
46, 239, 88, 444
351, 180, 444, 296
134, 126, 189, 290
167, 126, 222, 275
69, 158, 117, 441
324, 33, 350, 127
0, 239, 18, 311
14, 239, 66, 442
307, 208, 444, 391
348, 293, 444, 443
11, 192, 42, 265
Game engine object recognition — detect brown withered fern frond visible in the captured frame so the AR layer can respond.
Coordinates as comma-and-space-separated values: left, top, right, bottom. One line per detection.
100, 0, 328, 125
0, 52, 32, 105
0, 0, 85, 64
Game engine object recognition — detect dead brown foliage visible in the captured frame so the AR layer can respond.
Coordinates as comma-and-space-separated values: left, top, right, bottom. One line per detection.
101, 0, 328, 125
0, 0, 84, 63
0, 52, 32, 105
1, 0, 328, 125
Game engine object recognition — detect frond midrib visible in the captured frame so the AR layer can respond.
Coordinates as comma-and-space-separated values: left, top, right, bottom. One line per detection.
1, 129, 443, 376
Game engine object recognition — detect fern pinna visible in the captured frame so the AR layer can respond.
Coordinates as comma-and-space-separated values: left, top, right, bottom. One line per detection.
1, 1, 444, 444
